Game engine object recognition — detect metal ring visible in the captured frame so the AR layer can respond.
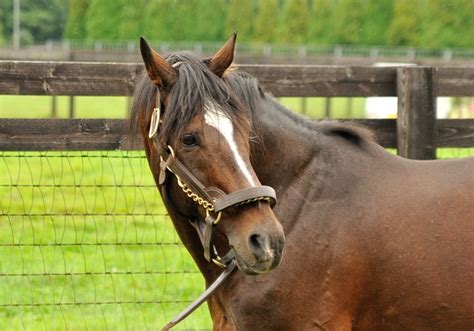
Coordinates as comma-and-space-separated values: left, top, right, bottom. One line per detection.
167, 145, 176, 158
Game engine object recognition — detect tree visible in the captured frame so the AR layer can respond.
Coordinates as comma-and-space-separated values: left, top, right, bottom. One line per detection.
64, 0, 90, 40
360, 0, 393, 45
331, 0, 366, 45
225, 0, 254, 41
0, 0, 67, 44
143, 0, 180, 41
279, 0, 309, 43
85, 0, 126, 41
420, 0, 474, 48
142, 0, 227, 42
254, 0, 279, 43
118, 0, 146, 41
307, 0, 335, 44
192, 0, 227, 41
386, 0, 421, 46
0, 9, 4, 46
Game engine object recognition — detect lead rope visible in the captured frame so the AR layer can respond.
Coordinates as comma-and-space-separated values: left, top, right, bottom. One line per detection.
161, 260, 237, 331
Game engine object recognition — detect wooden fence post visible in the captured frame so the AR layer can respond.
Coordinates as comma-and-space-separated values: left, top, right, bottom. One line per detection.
325, 98, 332, 118
51, 96, 57, 118
69, 96, 75, 118
397, 67, 436, 160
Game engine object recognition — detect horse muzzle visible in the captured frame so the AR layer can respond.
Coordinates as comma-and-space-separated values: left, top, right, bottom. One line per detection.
232, 229, 285, 275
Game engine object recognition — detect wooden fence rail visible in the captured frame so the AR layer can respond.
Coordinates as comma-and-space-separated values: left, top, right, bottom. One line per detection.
1, 61, 474, 159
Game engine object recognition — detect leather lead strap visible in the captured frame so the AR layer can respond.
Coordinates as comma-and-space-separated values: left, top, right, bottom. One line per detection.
161, 260, 237, 331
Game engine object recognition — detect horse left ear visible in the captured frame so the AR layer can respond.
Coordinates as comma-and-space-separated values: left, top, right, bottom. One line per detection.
140, 36, 177, 88
208, 32, 237, 77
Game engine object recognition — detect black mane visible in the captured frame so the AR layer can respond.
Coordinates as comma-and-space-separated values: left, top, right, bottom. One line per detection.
224, 69, 374, 146
130, 51, 243, 143
130, 54, 374, 146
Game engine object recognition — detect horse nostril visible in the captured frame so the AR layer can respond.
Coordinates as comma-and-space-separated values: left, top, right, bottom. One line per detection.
249, 233, 268, 260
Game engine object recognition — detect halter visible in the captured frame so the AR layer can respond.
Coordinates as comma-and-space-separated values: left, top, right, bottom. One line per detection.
158, 144, 276, 264
148, 92, 277, 330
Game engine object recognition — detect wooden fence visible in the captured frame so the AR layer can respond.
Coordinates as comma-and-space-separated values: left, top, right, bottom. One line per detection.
0, 61, 473, 328
1, 61, 474, 159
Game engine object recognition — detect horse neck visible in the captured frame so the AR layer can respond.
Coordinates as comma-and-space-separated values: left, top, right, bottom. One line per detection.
249, 97, 365, 229
250, 98, 322, 191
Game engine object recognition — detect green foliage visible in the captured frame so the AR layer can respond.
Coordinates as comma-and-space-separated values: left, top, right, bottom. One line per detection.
64, 0, 90, 40
225, 0, 254, 41
332, 0, 366, 45
0, 0, 473, 50
308, 0, 335, 44
142, 0, 171, 41
386, 0, 421, 46
192, 0, 227, 41
85, 0, 126, 41
254, 0, 280, 42
279, 0, 309, 43
0, 0, 67, 44
0, 9, 4, 46
24, 0, 67, 43
118, 0, 146, 40
143, 0, 227, 42
360, 0, 393, 45
420, 0, 474, 48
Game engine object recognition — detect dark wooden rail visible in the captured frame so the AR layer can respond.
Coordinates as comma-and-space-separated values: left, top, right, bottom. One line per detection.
1, 61, 473, 158
1, 61, 473, 97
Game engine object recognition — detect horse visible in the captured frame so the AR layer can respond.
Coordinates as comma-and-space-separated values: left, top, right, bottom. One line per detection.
130, 34, 474, 330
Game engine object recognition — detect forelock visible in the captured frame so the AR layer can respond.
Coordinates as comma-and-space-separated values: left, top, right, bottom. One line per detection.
158, 52, 242, 143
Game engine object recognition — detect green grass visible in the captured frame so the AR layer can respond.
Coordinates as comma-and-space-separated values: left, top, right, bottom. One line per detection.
0, 95, 473, 329
0, 95, 366, 119
0, 96, 130, 119
0, 151, 212, 330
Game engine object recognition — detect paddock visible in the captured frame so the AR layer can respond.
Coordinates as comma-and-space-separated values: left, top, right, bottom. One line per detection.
0, 61, 473, 329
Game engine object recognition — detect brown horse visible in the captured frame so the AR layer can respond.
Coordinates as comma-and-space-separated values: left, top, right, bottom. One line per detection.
131, 34, 474, 330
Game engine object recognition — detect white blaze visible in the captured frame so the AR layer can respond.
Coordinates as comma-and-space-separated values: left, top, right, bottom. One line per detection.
204, 102, 256, 186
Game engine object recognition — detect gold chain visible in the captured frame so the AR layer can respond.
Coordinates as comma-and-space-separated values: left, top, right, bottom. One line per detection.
165, 146, 271, 216
176, 175, 272, 212
176, 176, 215, 212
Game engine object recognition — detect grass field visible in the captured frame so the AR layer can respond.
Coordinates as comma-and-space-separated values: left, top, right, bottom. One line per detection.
0, 151, 211, 330
1, 95, 473, 329
0, 95, 367, 119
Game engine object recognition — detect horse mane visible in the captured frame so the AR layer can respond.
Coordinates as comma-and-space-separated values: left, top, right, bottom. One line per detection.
224, 69, 375, 147
130, 51, 243, 143
130, 56, 375, 147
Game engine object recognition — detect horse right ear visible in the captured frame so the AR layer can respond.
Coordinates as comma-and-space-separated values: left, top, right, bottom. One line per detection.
140, 37, 177, 88
208, 32, 237, 77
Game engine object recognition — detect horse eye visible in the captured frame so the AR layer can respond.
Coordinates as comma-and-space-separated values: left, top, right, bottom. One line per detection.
181, 133, 199, 147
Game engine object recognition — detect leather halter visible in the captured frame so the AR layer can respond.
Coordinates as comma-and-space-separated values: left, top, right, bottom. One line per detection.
158, 144, 276, 263
148, 91, 277, 329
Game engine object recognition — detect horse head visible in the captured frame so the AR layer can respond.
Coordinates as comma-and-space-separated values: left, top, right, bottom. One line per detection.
135, 34, 285, 275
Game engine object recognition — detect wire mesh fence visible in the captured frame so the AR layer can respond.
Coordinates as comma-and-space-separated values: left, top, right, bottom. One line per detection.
0, 151, 211, 330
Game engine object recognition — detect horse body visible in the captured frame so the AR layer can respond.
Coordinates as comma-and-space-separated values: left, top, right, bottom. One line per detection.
212, 92, 474, 330
132, 35, 474, 330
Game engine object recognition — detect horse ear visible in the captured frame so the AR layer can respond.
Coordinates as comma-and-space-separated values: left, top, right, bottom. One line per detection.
140, 37, 177, 88
208, 32, 237, 77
